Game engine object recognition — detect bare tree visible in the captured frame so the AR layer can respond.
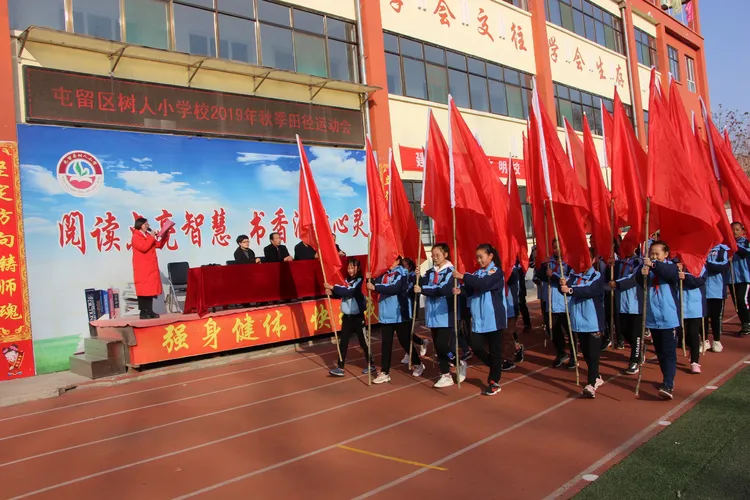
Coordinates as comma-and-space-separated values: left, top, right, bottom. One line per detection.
713, 104, 750, 174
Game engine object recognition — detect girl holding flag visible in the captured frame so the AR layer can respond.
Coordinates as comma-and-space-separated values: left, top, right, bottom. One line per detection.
676, 261, 706, 374
704, 244, 730, 352
402, 257, 430, 363
454, 244, 507, 396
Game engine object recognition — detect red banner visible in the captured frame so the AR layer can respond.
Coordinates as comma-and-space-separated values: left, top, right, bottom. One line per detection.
399, 144, 525, 179
0, 143, 34, 381
130, 297, 379, 366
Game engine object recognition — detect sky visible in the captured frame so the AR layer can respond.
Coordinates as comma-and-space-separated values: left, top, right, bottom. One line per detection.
701, 0, 749, 113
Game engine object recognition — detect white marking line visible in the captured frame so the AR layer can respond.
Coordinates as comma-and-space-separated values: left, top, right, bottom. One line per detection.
705, 385, 718, 390
1, 348, 384, 440
9, 373, 439, 500
172, 364, 554, 500
581, 474, 598, 482
0, 341, 382, 423
658, 421, 671, 426
542, 353, 750, 500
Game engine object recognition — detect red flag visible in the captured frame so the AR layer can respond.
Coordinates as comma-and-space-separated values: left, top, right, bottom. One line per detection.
296, 135, 344, 285
582, 115, 614, 257
365, 137, 400, 277
646, 70, 719, 275
531, 83, 591, 272
388, 149, 426, 263
508, 160, 530, 270
564, 119, 588, 195
422, 109, 454, 257
526, 119, 550, 265
449, 97, 513, 277
601, 103, 614, 170
723, 127, 731, 149
611, 89, 647, 256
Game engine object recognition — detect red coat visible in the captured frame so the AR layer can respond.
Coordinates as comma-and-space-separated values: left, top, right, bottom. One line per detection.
131, 230, 168, 297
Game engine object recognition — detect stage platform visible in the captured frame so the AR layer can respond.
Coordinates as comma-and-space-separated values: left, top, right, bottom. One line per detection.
70, 297, 379, 379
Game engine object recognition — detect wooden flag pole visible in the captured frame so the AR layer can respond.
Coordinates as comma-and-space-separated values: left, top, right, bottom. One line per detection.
365, 235, 372, 386
452, 205, 460, 389
610, 201, 616, 350
635, 198, 651, 396
679, 278, 687, 357
700, 309, 707, 357
312, 225, 342, 364
548, 199, 580, 386
408, 219, 424, 372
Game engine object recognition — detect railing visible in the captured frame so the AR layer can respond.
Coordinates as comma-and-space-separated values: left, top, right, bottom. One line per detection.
644, 0, 698, 32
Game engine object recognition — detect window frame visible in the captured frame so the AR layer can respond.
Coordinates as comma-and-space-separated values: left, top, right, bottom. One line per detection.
685, 55, 696, 93
668, 45, 680, 82
544, 0, 624, 54
634, 27, 658, 69
554, 81, 633, 135
401, 180, 435, 247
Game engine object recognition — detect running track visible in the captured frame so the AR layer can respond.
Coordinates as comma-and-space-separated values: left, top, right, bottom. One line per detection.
1, 302, 749, 500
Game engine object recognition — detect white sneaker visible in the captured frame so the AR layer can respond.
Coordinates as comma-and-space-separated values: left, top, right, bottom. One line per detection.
703, 340, 711, 354
412, 363, 425, 377
419, 338, 430, 357
433, 373, 454, 388
457, 360, 467, 383
373, 372, 391, 384
401, 354, 410, 364
712, 340, 723, 353
594, 376, 604, 390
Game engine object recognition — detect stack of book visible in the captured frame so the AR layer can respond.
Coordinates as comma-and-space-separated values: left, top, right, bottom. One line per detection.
84, 288, 121, 322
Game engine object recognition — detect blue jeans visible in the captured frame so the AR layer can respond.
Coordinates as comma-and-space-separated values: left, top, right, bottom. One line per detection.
651, 328, 677, 390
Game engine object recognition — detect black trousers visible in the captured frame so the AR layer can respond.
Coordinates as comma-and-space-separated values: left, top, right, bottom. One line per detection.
431, 327, 453, 374
682, 317, 703, 364
380, 322, 420, 374
704, 298, 724, 342
552, 312, 573, 358
619, 313, 643, 363
137, 296, 154, 313
576, 331, 603, 386
470, 330, 504, 384
338, 314, 371, 369
730, 282, 750, 324
519, 279, 531, 327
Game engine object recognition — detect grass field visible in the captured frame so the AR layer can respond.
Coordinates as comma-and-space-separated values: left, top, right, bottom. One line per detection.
32, 335, 81, 374
575, 366, 750, 500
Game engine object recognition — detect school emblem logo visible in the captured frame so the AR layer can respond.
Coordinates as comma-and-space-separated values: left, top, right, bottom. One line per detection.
57, 150, 104, 197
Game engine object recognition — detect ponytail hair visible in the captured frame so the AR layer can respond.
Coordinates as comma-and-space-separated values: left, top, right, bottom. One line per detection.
476, 243, 500, 268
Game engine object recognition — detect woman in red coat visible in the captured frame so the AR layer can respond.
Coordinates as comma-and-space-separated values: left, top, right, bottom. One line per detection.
131, 218, 169, 319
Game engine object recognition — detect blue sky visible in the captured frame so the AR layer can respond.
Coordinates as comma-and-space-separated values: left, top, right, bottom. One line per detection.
702, 1, 749, 112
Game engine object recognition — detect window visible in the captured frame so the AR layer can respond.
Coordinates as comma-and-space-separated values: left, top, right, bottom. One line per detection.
686, 56, 696, 93
173, 3, 217, 57
72, 0, 121, 40
518, 186, 534, 239
668, 45, 680, 82
384, 32, 533, 119
9, 0, 66, 31
643, 110, 649, 139
634, 28, 658, 69
125, 0, 169, 50
218, 14, 257, 64
544, 0, 624, 54
554, 82, 633, 135
402, 181, 434, 247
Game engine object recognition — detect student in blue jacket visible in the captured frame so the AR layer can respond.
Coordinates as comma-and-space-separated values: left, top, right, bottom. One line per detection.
402, 257, 430, 363
535, 240, 574, 369
730, 222, 750, 335
704, 244, 730, 352
367, 257, 424, 384
502, 261, 523, 371
414, 243, 466, 388
454, 244, 507, 396
560, 261, 606, 398
609, 250, 644, 375
676, 261, 706, 374
325, 258, 374, 377
636, 240, 680, 400
517, 258, 531, 331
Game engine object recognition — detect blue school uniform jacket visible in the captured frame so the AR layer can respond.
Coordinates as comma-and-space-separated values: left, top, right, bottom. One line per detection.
732, 237, 750, 284
463, 262, 507, 334
505, 263, 520, 318
680, 268, 706, 320
704, 245, 730, 299
613, 256, 643, 315
535, 257, 571, 313
636, 261, 680, 330
373, 266, 411, 324
568, 266, 606, 333
332, 276, 366, 316
420, 263, 458, 329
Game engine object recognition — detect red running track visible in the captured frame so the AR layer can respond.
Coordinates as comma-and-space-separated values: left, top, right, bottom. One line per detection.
1, 302, 749, 500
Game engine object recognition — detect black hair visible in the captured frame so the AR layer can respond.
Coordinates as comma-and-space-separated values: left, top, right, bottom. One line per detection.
236, 234, 249, 245
403, 258, 416, 272
732, 221, 745, 230
346, 257, 362, 279
269, 232, 280, 242
432, 242, 450, 259
649, 239, 670, 255
476, 243, 501, 268
133, 217, 148, 230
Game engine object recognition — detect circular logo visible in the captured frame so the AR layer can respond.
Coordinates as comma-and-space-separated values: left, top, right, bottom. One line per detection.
57, 151, 104, 197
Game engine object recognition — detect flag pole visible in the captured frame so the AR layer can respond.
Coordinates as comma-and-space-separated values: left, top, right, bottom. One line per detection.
544, 201, 552, 348
452, 205, 460, 389
408, 220, 424, 372
635, 197, 651, 396
547, 199, 580, 386
679, 275, 687, 357
312, 222, 342, 364
700, 307, 707, 357
366, 235, 372, 386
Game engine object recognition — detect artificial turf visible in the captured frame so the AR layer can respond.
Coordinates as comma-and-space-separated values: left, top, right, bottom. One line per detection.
575, 366, 750, 500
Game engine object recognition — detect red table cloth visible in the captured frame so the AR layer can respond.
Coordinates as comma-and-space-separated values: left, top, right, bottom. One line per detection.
183, 255, 367, 316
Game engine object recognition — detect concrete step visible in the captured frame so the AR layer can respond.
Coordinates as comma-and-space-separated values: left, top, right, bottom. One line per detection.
84, 337, 124, 361
69, 354, 126, 379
